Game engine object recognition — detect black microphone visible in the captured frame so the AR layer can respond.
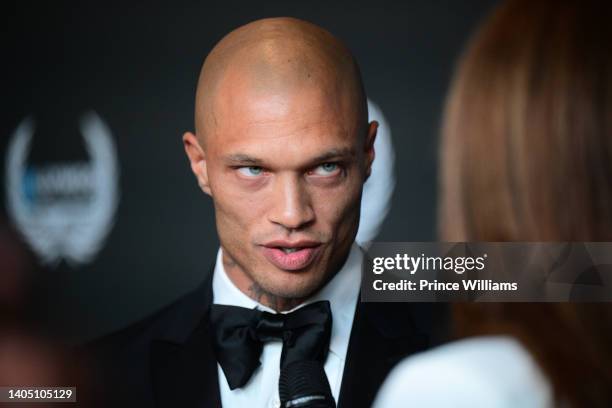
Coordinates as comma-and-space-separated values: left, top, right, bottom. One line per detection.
279, 360, 336, 408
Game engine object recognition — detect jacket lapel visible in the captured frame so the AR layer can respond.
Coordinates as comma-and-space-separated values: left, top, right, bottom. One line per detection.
337, 301, 435, 408
151, 324, 221, 408
150, 270, 222, 408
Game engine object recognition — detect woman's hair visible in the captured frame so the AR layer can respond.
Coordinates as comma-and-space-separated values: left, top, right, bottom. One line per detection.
438, 0, 612, 406
440, 0, 612, 241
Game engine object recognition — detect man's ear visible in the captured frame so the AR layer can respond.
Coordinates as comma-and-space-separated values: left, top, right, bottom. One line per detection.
364, 121, 378, 181
183, 131, 212, 196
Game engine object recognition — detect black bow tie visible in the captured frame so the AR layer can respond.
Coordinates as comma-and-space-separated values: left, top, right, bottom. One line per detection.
209, 300, 332, 390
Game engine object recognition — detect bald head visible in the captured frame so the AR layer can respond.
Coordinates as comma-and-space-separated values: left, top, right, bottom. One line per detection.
194, 17, 368, 143
183, 17, 378, 311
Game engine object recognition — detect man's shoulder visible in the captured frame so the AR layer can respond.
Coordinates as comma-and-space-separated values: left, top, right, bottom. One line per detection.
88, 300, 174, 355
88, 272, 213, 355
82, 274, 214, 407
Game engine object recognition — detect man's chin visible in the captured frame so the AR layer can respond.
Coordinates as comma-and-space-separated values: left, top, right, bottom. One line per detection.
258, 273, 324, 302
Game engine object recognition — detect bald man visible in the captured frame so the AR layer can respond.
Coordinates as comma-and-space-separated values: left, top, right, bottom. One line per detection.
91, 17, 445, 408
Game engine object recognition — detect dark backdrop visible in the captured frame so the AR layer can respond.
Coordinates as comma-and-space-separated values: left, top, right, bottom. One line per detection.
2, 0, 497, 343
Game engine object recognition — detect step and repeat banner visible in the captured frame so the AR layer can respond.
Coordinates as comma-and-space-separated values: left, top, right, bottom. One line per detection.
2, 1, 497, 343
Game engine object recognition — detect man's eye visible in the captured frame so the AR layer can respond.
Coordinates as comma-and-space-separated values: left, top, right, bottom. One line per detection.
237, 166, 264, 177
311, 163, 340, 176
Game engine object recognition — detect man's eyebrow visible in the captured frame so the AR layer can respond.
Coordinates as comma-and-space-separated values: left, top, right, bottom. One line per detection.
310, 148, 356, 163
223, 148, 356, 167
223, 154, 264, 166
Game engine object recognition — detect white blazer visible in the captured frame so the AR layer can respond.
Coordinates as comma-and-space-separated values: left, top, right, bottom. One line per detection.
373, 336, 553, 408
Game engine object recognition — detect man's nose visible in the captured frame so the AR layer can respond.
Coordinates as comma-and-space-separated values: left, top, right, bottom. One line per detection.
268, 174, 315, 230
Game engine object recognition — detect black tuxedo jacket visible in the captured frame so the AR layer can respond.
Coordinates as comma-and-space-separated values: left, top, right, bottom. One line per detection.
90, 268, 448, 408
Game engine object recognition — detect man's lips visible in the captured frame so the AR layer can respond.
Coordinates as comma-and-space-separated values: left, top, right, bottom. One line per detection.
260, 240, 322, 271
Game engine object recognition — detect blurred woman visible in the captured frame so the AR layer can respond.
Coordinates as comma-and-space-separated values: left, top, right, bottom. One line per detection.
375, 0, 612, 406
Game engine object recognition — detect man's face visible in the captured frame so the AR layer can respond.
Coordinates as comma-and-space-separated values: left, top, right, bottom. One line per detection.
186, 75, 376, 303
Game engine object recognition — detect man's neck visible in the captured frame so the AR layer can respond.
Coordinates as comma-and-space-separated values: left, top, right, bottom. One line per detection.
244, 280, 304, 312
221, 254, 306, 312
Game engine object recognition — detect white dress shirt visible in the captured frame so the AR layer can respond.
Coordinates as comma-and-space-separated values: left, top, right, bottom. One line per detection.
212, 243, 362, 408
373, 336, 553, 408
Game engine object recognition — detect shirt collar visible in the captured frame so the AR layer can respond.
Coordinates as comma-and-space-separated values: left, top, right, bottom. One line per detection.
212, 243, 362, 360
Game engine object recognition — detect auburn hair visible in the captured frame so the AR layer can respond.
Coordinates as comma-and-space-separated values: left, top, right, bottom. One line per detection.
438, 1, 612, 406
